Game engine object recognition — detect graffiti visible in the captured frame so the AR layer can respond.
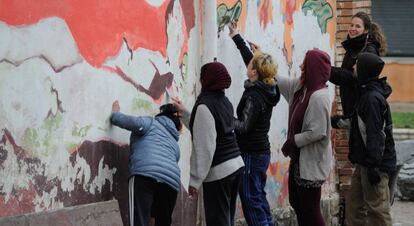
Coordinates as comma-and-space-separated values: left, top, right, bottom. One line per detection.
0, 0, 338, 224
0, 0, 195, 68
0, 129, 125, 219
113, 62, 174, 103
284, 0, 297, 25
267, 161, 290, 206
0, 0, 197, 225
302, 0, 333, 33
0, 57, 82, 74
259, 0, 272, 29
217, 1, 242, 32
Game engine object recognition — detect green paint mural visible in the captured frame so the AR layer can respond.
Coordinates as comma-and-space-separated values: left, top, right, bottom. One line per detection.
302, 0, 333, 33
71, 124, 92, 138
217, 1, 242, 32
132, 98, 154, 112
21, 113, 63, 157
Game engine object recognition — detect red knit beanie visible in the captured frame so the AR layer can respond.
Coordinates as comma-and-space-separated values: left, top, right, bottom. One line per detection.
200, 62, 231, 91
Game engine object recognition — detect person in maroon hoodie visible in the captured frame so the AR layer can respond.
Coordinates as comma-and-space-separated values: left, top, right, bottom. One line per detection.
278, 49, 333, 226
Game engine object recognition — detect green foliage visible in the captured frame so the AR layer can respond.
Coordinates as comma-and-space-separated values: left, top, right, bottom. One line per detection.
392, 112, 414, 129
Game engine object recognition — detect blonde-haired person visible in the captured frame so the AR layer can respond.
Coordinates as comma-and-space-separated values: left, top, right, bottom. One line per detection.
229, 22, 280, 226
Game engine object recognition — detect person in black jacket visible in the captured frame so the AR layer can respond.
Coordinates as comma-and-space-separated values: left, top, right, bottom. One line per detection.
330, 12, 387, 117
344, 53, 396, 226
229, 22, 280, 226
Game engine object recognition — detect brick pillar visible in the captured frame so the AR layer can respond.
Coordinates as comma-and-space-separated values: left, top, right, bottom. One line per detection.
334, 0, 372, 197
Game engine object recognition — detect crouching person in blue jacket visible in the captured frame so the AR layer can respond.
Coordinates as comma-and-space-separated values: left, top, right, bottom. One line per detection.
110, 100, 182, 226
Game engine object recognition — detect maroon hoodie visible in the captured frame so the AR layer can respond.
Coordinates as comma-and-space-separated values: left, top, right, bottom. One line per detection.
283, 49, 331, 161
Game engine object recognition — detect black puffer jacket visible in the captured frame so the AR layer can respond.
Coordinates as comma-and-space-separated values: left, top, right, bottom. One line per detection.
330, 34, 380, 116
349, 53, 396, 173
232, 34, 280, 153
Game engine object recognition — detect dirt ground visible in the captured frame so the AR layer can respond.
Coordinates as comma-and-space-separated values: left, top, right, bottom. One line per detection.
392, 200, 414, 226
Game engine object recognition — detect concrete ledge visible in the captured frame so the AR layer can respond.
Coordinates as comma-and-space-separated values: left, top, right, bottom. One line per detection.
0, 200, 122, 226
394, 129, 414, 141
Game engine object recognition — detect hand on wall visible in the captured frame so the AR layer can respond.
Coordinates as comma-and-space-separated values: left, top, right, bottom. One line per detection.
112, 101, 120, 112
171, 97, 185, 113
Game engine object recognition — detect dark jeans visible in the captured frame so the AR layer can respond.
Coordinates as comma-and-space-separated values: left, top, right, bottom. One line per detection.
239, 153, 273, 226
128, 175, 177, 226
203, 168, 242, 226
288, 168, 325, 226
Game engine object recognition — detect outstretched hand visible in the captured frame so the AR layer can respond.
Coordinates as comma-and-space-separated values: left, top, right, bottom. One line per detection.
171, 97, 185, 113
247, 41, 260, 53
112, 100, 120, 112
228, 21, 239, 37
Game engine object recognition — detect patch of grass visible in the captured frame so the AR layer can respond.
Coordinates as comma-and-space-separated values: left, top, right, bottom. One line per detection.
392, 112, 414, 129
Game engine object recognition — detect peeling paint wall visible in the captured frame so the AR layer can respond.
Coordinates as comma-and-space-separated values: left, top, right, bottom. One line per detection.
0, 1, 198, 225
0, 0, 337, 225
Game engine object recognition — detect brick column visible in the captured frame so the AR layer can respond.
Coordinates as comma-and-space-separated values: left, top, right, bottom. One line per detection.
334, 0, 372, 197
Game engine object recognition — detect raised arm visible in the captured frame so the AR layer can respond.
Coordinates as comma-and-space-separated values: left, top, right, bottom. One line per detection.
329, 66, 357, 86
171, 97, 191, 128
276, 75, 301, 104
110, 100, 151, 135
111, 113, 151, 135
231, 34, 254, 66
229, 22, 254, 66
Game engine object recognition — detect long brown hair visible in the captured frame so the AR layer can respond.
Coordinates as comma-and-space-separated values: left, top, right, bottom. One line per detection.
353, 12, 387, 56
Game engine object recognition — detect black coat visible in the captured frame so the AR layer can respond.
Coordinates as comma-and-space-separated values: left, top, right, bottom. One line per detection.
348, 53, 396, 173
232, 34, 280, 153
330, 34, 380, 116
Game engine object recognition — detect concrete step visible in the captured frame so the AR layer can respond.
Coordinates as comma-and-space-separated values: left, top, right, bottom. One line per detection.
0, 200, 122, 226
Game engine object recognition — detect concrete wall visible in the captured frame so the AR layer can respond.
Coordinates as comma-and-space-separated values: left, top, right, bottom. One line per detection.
382, 60, 414, 103
0, 0, 338, 225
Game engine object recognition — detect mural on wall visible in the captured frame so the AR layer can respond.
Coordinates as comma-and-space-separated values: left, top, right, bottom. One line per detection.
0, 0, 338, 224
217, 0, 242, 32
0, 0, 198, 225
302, 0, 334, 33
216, 0, 336, 211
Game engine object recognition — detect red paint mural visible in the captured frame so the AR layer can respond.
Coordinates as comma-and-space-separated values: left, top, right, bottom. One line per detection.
0, 0, 195, 68
0, 0, 198, 225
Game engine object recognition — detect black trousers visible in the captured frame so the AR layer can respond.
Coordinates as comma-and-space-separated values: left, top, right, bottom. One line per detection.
203, 168, 243, 226
128, 175, 178, 226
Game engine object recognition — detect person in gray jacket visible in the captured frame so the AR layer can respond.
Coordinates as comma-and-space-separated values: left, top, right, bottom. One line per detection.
173, 62, 244, 226
111, 101, 182, 226
279, 49, 333, 226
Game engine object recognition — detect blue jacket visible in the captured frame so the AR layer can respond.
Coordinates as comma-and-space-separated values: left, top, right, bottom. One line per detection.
111, 112, 181, 191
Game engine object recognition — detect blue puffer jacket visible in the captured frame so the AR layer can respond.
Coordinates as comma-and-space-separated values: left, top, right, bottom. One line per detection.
111, 112, 181, 191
